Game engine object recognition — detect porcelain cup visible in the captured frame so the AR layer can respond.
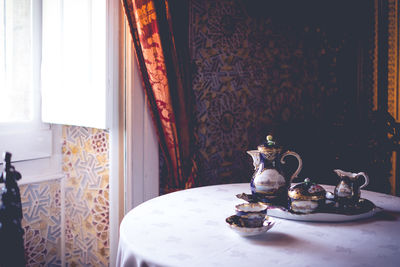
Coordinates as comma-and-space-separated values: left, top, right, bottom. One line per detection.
235, 203, 268, 227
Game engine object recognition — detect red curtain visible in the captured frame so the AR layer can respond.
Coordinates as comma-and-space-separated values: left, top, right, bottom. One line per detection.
122, 0, 197, 193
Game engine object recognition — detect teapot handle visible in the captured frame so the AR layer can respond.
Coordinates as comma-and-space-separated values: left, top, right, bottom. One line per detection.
280, 151, 303, 182
357, 172, 369, 189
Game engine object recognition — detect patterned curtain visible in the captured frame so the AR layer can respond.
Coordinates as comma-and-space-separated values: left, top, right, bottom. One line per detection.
122, 0, 197, 193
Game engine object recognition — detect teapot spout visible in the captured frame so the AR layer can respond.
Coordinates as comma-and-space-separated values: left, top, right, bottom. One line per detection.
247, 150, 260, 170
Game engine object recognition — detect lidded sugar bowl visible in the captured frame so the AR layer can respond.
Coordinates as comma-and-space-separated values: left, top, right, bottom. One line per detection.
247, 135, 302, 204
288, 178, 326, 213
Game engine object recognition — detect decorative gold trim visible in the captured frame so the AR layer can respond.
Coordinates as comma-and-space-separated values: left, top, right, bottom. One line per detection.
388, 0, 399, 121
388, 0, 399, 195
257, 146, 282, 160
235, 203, 268, 213
288, 191, 325, 201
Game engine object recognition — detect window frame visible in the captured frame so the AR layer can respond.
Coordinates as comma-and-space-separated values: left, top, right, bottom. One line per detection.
0, 0, 55, 168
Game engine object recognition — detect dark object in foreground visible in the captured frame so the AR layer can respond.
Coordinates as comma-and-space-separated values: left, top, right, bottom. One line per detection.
0, 152, 25, 267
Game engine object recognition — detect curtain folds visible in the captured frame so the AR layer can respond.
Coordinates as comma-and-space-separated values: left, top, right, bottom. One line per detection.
122, 0, 197, 193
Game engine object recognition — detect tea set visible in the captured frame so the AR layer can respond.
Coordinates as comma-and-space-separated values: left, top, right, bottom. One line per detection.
226, 135, 374, 236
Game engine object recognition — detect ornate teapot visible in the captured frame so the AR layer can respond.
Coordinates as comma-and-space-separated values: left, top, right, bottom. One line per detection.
334, 169, 369, 207
247, 135, 302, 204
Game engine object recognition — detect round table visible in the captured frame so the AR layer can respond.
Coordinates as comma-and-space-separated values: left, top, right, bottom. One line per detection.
117, 183, 400, 267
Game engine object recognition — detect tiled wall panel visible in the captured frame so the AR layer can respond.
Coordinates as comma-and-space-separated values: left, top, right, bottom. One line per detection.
19, 125, 110, 266
21, 180, 62, 267
63, 126, 109, 266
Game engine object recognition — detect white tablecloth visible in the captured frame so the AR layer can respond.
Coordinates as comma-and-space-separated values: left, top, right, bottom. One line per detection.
117, 183, 400, 267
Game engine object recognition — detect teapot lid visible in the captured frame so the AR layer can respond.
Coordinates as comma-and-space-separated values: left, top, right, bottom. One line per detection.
257, 135, 282, 154
288, 178, 326, 201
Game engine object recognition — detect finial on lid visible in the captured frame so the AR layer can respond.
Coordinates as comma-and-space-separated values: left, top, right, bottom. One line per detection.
266, 135, 275, 146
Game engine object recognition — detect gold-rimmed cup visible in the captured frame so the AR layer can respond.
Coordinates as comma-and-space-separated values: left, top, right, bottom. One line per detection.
235, 203, 268, 227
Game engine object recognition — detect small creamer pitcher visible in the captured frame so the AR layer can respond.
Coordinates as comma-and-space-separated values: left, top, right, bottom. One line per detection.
334, 169, 369, 207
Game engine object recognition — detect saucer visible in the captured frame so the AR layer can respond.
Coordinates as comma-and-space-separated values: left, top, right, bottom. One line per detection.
225, 215, 275, 236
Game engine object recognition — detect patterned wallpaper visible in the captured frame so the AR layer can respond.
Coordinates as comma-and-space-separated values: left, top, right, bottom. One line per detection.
190, 0, 376, 187
20, 126, 110, 266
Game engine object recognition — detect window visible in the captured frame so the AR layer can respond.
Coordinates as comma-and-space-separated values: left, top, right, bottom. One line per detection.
0, 0, 109, 173
0, 0, 33, 123
1, 0, 120, 263
0, 0, 53, 164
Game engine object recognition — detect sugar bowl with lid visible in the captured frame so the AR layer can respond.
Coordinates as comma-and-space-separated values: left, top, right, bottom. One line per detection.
288, 178, 326, 213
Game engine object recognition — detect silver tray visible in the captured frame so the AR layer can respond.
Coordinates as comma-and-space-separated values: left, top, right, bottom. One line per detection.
236, 193, 382, 222
267, 201, 382, 222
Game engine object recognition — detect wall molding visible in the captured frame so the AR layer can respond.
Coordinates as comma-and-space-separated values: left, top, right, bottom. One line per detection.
123, 16, 159, 214
388, 0, 399, 121
108, 0, 122, 266
387, 0, 400, 195
18, 171, 64, 185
